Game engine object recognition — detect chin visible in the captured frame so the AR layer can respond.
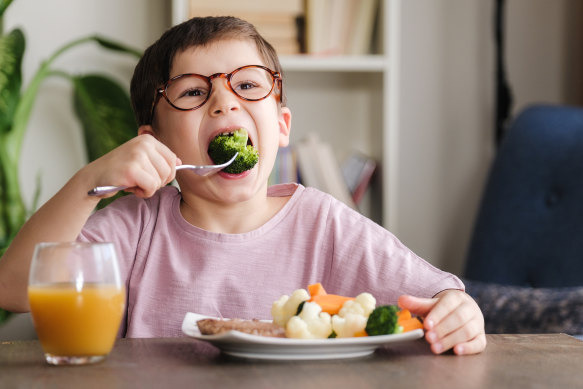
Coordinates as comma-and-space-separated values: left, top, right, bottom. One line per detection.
217, 176, 267, 203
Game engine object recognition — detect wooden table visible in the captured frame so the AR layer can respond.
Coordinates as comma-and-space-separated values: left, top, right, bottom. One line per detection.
1, 334, 581, 388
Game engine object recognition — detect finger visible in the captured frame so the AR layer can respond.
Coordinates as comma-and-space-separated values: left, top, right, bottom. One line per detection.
427, 313, 482, 354
121, 165, 163, 198
135, 134, 178, 186
398, 295, 438, 318
424, 294, 485, 354
146, 147, 175, 185
453, 333, 487, 355
423, 291, 464, 331
151, 138, 179, 179
429, 297, 475, 339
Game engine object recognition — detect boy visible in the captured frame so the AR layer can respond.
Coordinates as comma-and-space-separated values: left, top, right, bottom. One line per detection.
0, 17, 485, 355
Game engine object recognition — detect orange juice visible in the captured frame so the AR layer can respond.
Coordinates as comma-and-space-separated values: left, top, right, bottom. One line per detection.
28, 283, 125, 356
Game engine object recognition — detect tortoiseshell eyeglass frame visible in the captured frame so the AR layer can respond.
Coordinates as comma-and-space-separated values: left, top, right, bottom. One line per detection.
149, 64, 283, 124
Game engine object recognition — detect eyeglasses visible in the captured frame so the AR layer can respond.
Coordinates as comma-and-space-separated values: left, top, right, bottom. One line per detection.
150, 65, 282, 122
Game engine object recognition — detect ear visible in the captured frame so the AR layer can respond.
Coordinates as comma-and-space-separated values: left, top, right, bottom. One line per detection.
138, 125, 158, 139
278, 106, 292, 147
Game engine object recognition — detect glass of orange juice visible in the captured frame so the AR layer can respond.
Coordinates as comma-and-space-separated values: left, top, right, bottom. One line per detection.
28, 241, 125, 365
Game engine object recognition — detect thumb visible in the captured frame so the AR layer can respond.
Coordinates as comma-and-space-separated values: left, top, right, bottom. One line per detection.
398, 295, 438, 318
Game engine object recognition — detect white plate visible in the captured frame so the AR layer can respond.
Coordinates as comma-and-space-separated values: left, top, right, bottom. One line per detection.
181, 312, 424, 360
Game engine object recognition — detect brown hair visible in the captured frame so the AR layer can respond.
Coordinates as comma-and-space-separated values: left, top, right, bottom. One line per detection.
130, 16, 286, 126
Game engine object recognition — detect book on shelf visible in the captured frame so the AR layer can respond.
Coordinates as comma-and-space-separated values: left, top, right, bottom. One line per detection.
268, 146, 299, 186
187, 0, 304, 55
294, 134, 357, 210
347, 0, 379, 55
305, 0, 379, 55
341, 152, 377, 206
188, 0, 303, 14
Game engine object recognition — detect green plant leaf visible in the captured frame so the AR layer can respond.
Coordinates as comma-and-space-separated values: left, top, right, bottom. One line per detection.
0, 0, 13, 18
0, 28, 24, 135
0, 308, 11, 324
73, 75, 137, 208
0, 28, 26, 246
92, 35, 142, 58
72, 74, 137, 162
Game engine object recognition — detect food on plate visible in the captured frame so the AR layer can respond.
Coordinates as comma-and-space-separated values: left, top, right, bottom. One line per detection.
197, 318, 285, 338
272, 283, 424, 339
271, 288, 310, 327
207, 128, 259, 174
309, 293, 356, 315
285, 300, 333, 339
365, 305, 399, 336
194, 283, 423, 340
332, 293, 376, 338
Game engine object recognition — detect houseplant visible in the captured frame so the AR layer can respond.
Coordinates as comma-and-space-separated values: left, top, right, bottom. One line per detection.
0, 0, 141, 323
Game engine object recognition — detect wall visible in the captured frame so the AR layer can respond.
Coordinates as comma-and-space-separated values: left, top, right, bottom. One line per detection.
506, 0, 569, 114
396, 0, 494, 274
395, 0, 574, 275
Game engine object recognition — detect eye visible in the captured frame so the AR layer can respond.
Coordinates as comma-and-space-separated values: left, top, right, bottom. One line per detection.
180, 87, 207, 98
234, 80, 259, 91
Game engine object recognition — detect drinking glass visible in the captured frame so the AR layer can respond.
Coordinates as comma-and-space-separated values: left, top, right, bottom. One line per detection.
28, 242, 125, 365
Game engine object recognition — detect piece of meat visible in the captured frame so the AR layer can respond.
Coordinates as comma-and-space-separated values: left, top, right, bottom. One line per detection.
197, 318, 286, 338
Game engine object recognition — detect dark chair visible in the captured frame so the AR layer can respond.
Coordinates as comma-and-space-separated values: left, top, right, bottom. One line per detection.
464, 104, 583, 334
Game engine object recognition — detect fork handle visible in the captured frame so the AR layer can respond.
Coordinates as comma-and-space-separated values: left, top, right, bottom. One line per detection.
87, 163, 192, 196
87, 185, 128, 196
87, 165, 189, 196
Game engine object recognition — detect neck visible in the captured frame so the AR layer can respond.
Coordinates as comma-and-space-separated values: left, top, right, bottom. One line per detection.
178, 189, 287, 234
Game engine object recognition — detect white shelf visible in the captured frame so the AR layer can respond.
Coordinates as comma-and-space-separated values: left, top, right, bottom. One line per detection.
171, 0, 399, 229
280, 55, 386, 73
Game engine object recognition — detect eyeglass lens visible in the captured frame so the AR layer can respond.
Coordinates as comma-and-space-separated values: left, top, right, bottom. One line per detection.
166, 67, 275, 110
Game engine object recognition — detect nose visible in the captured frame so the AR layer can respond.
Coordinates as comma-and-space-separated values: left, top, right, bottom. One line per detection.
207, 77, 240, 116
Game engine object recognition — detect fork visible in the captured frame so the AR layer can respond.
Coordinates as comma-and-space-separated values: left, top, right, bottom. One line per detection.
87, 152, 239, 196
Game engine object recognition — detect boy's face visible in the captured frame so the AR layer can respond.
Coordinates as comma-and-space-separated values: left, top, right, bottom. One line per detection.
145, 39, 291, 204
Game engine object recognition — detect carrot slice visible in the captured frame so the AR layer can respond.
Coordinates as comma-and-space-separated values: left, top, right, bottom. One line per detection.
307, 283, 327, 299
398, 317, 424, 333
311, 294, 355, 315
397, 309, 412, 321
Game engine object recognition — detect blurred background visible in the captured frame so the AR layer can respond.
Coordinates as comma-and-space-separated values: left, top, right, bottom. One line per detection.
2, 0, 582, 337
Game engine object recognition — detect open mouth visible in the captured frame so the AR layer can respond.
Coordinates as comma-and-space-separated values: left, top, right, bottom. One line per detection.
207, 128, 259, 174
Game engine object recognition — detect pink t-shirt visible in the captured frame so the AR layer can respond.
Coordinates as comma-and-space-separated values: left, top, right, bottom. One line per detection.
79, 183, 463, 337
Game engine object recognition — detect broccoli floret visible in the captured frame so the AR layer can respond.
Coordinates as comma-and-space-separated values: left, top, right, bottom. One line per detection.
208, 128, 259, 174
365, 305, 399, 336
296, 301, 306, 316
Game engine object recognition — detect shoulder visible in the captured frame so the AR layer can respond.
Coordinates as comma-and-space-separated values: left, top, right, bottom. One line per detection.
277, 184, 377, 232
84, 186, 180, 232
301, 185, 370, 224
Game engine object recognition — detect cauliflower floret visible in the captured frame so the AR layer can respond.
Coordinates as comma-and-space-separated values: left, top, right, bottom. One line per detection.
339, 292, 376, 317
285, 302, 333, 339
271, 289, 310, 327
332, 293, 376, 338
331, 314, 367, 338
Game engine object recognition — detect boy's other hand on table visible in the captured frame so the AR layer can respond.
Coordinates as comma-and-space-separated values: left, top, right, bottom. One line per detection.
398, 290, 486, 355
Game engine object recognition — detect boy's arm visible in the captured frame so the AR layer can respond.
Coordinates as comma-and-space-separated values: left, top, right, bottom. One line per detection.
0, 133, 178, 312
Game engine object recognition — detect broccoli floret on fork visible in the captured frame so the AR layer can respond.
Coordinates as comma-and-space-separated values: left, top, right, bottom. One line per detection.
208, 128, 259, 174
